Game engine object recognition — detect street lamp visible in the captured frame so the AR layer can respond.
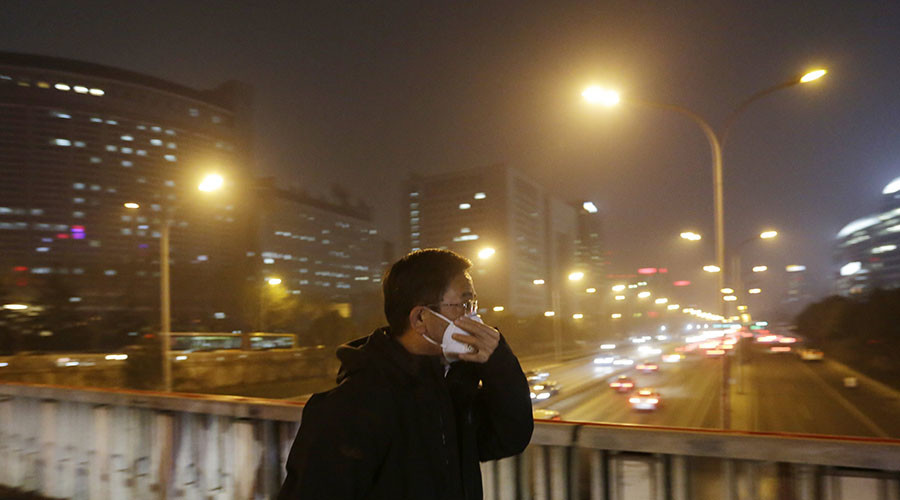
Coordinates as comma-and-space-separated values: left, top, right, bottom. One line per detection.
680, 231, 702, 241
584, 68, 826, 324
124, 172, 225, 392
478, 247, 496, 259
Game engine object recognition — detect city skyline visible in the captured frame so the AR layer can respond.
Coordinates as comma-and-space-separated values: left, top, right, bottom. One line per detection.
2, 1, 900, 315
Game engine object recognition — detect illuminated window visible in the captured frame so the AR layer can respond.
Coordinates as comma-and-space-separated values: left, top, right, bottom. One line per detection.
106, 145, 117, 152
150, 139, 163, 146
121, 147, 133, 154
136, 150, 147, 156
121, 228, 132, 235
73, 183, 85, 190
90, 157, 102, 163
90, 117, 103, 123
73, 85, 89, 94
88, 88, 104, 96
72, 211, 84, 218
460, 227, 471, 233
136, 125, 147, 130
189, 108, 199, 117
459, 203, 471, 210
164, 155, 177, 162
120, 135, 133, 141
167, 143, 177, 149
36, 247, 49, 252
212, 116, 221, 124
151, 126, 161, 132
165, 129, 175, 135
73, 141, 85, 148
52, 111, 71, 119
30, 209, 42, 215
104, 270, 117, 276
52, 138, 72, 146
73, 198, 84, 203
474, 192, 486, 199
106, 119, 117, 125
264, 258, 275, 264
121, 160, 133, 167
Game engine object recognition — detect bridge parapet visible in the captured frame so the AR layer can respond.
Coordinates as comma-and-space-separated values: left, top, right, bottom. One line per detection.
1, 382, 898, 499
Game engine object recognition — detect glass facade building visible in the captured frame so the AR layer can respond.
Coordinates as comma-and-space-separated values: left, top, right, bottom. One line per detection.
0, 52, 254, 331
834, 176, 900, 295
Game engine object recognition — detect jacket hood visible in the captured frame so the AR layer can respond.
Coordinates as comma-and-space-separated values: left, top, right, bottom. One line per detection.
335, 327, 434, 384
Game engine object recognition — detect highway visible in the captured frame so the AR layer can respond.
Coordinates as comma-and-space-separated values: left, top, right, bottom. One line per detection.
526, 340, 900, 438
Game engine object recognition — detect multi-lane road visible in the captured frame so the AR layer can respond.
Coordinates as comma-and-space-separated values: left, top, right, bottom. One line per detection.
524, 341, 900, 438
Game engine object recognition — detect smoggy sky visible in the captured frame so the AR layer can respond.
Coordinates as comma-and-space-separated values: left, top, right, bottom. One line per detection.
3, 1, 900, 314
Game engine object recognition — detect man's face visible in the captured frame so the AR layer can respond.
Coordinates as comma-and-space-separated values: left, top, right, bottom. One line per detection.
423, 272, 476, 345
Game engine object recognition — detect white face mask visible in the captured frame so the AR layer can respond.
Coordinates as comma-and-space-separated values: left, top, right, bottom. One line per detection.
422, 309, 483, 361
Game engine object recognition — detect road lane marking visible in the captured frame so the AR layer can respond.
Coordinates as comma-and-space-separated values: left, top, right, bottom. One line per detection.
796, 359, 889, 438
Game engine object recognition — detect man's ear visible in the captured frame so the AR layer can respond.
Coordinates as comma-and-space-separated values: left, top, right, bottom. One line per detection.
409, 306, 428, 333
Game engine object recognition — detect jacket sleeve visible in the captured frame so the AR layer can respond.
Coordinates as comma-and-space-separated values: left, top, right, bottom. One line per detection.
473, 336, 534, 461
277, 377, 390, 500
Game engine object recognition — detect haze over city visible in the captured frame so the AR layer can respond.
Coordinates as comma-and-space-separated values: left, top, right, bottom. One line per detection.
4, 1, 900, 314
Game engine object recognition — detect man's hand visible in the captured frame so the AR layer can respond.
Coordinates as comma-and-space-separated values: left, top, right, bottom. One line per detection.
452, 316, 500, 363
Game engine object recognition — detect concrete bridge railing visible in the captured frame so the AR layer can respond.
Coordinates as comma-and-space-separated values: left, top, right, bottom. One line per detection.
1, 382, 898, 499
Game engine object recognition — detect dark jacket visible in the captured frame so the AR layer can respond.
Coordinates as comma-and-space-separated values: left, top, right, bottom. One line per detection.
278, 327, 533, 500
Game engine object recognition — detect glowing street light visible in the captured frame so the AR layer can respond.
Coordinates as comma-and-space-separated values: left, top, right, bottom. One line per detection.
680, 231, 702, 241
478, 247, 496, 259
615, 295, 625, 301
492, 306, 505, 312
198, 173, 225, 192
760, 230, 778, 239
637, 291, 651, 299
123, 202, 140, 209
544, 311, 556, 317
572, 313, 584, 319
568, 271, 585, 281
533, 279, 545, 285
655, 297, 668, 304
703, 265, 721, 273
2, 304, 28, 310
585, 288, 597, 294
799, 69, 827, 83
723, 295, 737, 302
611, 313, 622, 319
667, 304, 680, 311
267, 277, 282, 286
611, 284, 626, 292
721, 288, 734, 294
752, 265, 768, 273
748, 288, 762, 294
582, 86, 620, 106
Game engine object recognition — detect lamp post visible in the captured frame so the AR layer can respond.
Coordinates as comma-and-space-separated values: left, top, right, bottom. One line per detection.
583, 68, 826, 429
732, 230, 778, 315
125, 172, 225, 392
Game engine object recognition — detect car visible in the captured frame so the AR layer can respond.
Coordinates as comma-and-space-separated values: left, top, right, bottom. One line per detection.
629, 388, 661, 411
593, 355, 616, 365
530, 380, 560, 401
525, 370, 550, 382
661, 353, 683, 363
609, 375, 635, 392
532, 408, 562, 421
636, 362, 659, 373
800, 348, 824, 361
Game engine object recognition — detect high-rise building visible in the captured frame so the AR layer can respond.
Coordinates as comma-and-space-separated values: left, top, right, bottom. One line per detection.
404, 164, 605, 317
834, 176, 900, 295
252, 180, 392, 318
0, 52, 253, 329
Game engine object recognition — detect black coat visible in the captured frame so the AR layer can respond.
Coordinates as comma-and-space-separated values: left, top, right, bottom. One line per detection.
278, 327, 533, 500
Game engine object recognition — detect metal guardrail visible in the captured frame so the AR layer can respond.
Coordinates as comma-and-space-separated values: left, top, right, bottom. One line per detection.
1, 382, 898, 499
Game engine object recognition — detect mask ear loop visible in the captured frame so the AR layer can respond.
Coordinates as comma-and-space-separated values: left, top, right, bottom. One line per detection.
420, 307, 446, 347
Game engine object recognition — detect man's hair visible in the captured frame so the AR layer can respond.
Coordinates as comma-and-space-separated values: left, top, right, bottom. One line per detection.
382, 249, 472, 336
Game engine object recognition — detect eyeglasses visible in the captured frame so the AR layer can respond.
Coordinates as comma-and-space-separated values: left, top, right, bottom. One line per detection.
428, 299, 478, 315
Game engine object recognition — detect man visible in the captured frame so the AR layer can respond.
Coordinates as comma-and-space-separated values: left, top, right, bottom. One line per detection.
278, 249, 533, 499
